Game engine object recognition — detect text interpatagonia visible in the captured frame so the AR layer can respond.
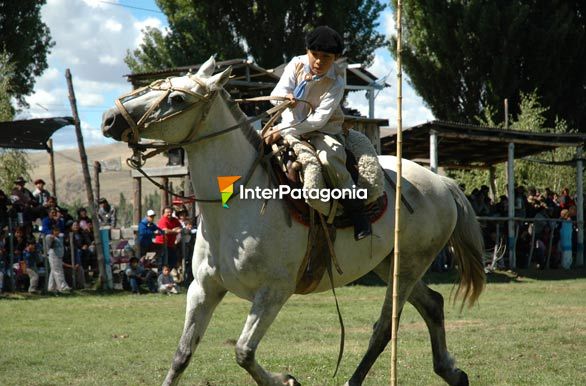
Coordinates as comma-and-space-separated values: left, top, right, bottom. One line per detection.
240, 185, 367, 202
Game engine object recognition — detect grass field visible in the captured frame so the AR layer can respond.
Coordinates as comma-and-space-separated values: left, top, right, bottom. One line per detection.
1, 270, 585, 386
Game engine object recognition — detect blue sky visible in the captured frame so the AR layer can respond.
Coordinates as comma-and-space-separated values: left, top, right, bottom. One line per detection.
18, 0, 432, 149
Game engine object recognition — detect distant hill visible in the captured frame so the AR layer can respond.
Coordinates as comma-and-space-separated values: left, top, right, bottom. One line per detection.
27, 142, 174, 207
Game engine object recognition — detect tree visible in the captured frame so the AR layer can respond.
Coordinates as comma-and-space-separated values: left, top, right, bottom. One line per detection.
0, 51, 32, 193
126, 0, 386, 72
392, 0, 586, 132
0, 1, 54, 104
0, 51, 14, 119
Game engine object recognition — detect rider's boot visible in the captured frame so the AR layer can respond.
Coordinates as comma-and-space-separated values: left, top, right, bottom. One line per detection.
342, 199, 372, 241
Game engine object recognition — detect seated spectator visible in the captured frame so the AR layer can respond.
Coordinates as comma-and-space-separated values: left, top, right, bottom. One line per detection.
125, 257, 156, 294
17, 240, 41, 293
13, 226, 29, 256
559, 187, 575, 210
97, 198, 116, 227
41, 208, 66, 235
71, 221, 95, 280
157, 265, 179, 294
46, 226, 71, 293
76, 207, 91, 227
32, 179, 51, 207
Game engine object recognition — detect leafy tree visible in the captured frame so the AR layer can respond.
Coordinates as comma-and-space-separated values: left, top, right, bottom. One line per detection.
0, 149, 33, 194
143, 191, 161, 217
0, 51, 33, 193
117, 192, 134, 228
126, 0, 386, 72
392, 0, 586, 131
0, 0, 54, 104
0, 51, 14, 119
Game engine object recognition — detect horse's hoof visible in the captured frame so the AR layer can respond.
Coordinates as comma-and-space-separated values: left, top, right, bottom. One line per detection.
283, 374, 301, 386
455, 370, 469, 386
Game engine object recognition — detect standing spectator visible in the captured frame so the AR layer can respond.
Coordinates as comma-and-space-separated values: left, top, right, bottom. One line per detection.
46, 226, 71, 293
32, 179, 51, 207
97, 198, 116, 227
0, 232, 7, 293
559, 209, 573, 269
154, 207, 182, 270
0, 190, 9, 229
138, 209, 162, 254
10, 176, 35, 211
125, 257, 156, 294
157, 265, 179, 294
514, 186, 528, 218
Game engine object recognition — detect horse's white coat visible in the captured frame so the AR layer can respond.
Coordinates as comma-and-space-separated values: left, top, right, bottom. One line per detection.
103, 57, 483, 386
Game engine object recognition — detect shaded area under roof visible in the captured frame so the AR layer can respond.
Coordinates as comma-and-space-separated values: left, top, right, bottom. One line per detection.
381, 120, 586, 167
0, 117, 74, 150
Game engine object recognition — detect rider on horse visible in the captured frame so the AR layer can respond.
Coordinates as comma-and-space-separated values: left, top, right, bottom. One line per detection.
267, 26, 372, 241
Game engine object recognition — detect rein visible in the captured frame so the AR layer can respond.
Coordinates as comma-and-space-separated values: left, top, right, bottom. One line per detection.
116, 77, 314, 203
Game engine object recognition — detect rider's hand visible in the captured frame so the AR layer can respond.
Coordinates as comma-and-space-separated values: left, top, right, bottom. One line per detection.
285, 93, 297, 108
264, 128, 282, 146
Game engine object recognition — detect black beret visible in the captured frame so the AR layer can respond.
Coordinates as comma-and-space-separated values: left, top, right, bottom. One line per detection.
305, 26, 344, 54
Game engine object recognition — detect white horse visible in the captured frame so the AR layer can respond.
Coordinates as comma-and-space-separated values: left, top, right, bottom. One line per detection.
102, 57, 485, 386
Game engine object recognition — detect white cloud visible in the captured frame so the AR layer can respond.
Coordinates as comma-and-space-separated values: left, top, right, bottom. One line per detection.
105, 19, 123, 32
19, 0, 168, 147
346, 48, 434, 128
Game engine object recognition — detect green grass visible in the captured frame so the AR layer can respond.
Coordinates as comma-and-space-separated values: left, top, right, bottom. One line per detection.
1, 271, 585, 386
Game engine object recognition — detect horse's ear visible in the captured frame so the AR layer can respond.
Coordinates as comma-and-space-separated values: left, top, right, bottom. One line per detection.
207, 66, 232, 91
196, 56, 216, 78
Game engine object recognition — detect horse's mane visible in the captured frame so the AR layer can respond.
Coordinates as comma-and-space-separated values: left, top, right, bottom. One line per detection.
221, 89, 262, 150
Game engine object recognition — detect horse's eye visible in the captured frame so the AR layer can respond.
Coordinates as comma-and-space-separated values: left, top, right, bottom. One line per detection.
170, 94, 185, 105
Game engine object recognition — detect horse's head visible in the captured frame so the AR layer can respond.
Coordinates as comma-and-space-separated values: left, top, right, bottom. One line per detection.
102, 56, 231, 144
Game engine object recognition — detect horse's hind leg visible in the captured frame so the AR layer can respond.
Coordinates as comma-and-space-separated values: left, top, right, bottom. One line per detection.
345, 256, 417, 386
162, 276, 226, 386
409, 280, 469, 386
235, 287, 298, 386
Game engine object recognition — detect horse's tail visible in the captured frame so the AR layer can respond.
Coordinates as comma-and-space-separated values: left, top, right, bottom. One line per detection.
442, 176, 486, 308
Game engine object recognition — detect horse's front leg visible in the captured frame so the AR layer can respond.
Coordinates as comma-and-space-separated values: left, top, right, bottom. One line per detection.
235, 286, 298, 386
162, 272, 226, 386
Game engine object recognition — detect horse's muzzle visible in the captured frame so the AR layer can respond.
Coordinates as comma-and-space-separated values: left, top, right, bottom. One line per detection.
102, 107, 129, 141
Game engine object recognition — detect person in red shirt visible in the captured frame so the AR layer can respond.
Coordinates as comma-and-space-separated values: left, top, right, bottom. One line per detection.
154, 206, 183, 269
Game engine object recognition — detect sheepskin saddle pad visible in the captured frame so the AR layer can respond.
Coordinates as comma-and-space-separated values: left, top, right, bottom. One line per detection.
269, 129, 387, 227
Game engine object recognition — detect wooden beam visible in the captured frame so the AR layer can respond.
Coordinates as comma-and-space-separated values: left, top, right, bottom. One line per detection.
438, 131, 578, 147
130, 165, 188, 178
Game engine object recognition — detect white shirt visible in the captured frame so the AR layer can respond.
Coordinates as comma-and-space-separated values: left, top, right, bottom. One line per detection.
270, 55, 345, 136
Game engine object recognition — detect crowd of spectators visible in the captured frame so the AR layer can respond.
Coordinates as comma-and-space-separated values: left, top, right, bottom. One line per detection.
0, 176, 196, 295
464, 184, 579, 269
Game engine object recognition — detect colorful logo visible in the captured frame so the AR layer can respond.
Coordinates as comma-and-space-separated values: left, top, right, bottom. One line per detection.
217, 176, 241, 208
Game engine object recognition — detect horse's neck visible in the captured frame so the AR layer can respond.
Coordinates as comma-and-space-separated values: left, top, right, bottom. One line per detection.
187, 93, 263, 210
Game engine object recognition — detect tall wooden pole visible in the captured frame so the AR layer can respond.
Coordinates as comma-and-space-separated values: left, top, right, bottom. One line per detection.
47, 138, 57, 199
93, 161, 101, 201
391, 1, 403, 384
66, 68, 108, 289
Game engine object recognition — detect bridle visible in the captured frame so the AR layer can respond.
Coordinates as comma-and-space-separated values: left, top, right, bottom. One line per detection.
113, 73, 314, 204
